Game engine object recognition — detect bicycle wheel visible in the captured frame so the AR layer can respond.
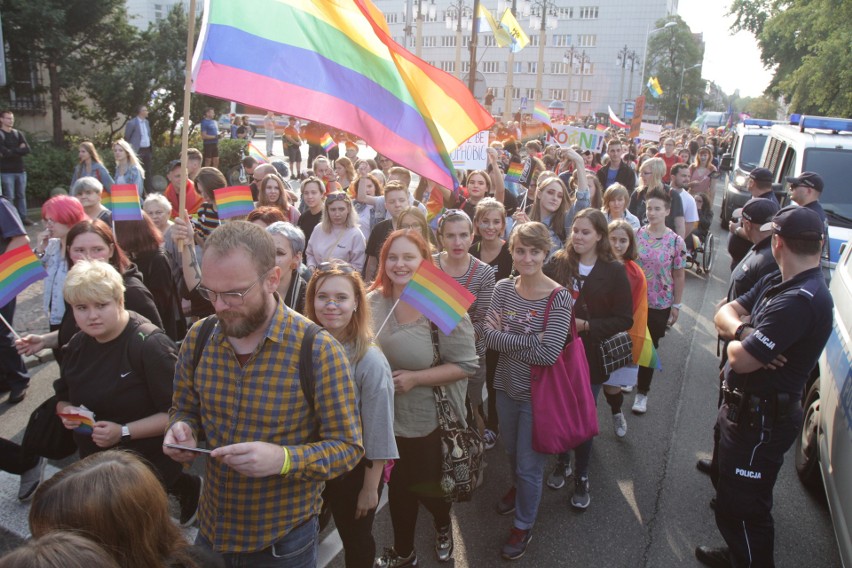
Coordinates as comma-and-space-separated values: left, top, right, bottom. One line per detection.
702, 233, 715, 273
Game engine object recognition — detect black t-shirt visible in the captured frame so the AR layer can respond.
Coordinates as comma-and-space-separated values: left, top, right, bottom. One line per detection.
298, 209, 322, 245
724, 267, 833, 398
55, 313, 182, 483
470, 240, 513, 282
366, 218, 394, 258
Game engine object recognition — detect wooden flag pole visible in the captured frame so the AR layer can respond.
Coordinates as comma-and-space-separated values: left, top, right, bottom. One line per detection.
178, 0, 198, 221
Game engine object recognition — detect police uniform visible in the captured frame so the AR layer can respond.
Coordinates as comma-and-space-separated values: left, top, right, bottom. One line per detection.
727, 190, 778, 269
713, 266, 832, 567
727, 236, 777, 302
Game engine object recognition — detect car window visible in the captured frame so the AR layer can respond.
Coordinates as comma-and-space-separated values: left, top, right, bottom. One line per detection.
805, 148, 852, 219
739, 135, 767, 171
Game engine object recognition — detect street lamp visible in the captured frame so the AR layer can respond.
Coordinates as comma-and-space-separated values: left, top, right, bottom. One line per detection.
574, 50, 590, 117
616, 46, 637, 113
413, 0, 436, 59
563, 46, 576, 115
445, 0, 472, 80
639, 20, 676, 98
529, 0, 559, 104
675, 63, 701, 126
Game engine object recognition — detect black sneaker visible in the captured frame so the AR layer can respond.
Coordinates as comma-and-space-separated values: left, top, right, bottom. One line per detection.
375, 548, 417, 567
435, 523, 453, 562
571, 475, 590, 509
8, 386, 27, 404
179, 475, 203, 527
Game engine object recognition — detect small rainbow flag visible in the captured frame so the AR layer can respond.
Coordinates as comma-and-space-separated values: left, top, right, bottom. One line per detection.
213, 185, 255, 219
57, 408, 96, 435
533, 102, 551, 126
596, 124, 607, 132
246, 141, 268, 164
505, 161, 523, 182
320, 132, 336, 153
109, 184, 143, 221
400, 259, 475, 335
0, 245, 48, 307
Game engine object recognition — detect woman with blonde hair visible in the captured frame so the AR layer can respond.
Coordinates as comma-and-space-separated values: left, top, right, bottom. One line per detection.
306, 262, 397, 568
29, 450, 221, 568
257, 173, 300, 224
112, 139, 145, 198
628, 156, 667, 223
602, 183, 640, 231
305, 193, 366, 272
70, 141, 113, 192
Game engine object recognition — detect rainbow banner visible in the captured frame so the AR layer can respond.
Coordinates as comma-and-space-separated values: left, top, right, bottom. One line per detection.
246, 141, 268, 164
110, 184, 143, 221
320, 132, 336, 153
0, 245, 48, 307
192, 0, 494, 190
533, 102, 551, 126
213, 186, 255, 219
400, 259, 475, 335
624, 261, 662, 370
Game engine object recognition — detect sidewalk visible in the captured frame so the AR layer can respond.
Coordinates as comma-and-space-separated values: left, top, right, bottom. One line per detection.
14, 210, 52, 368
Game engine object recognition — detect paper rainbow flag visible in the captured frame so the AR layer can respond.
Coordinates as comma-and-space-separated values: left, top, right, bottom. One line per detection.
246, 141, 268, 164
400, 259, 475, 335
213, 185, 255, 219
505, 161, 523, 182
320, 132, 336, 153
533, 102, 551, 126
57, 408, 96, 435
110, 184, 143, 221
0, 245, 48, 307
191, 0, 494, 191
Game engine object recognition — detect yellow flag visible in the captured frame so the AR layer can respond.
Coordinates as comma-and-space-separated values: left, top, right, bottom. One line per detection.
477, 5, 512, 48
499, 9, 530, 53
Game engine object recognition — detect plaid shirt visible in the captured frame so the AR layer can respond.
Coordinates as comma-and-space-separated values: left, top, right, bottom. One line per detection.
169, 300, 363, 553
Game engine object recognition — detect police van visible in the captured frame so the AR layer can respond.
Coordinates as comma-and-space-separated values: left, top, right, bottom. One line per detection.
719, 119, 777, 227
796, 241, 852, 567
758, 115, 852, 268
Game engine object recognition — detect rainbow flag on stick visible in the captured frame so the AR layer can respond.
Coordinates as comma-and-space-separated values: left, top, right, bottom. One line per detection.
400, 259, 475, 335
320, 132, 336, 153
0, 245, 48, 308
109, 184, 143, 221
246, 142, 268, 164
505, 161, 523, 182
192, 0, 493, 191
533, 102, 551, 126
213, 186, 255, 219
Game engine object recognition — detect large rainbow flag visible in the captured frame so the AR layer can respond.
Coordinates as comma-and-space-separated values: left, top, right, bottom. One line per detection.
625, 261, 661, 370
0, 245, 48, 307
192, 0, 494, 190
110, 184, 144, 221
400, 259, 475, 335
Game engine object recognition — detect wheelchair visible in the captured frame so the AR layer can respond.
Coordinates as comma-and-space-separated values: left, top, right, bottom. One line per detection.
685, 231, 715, 275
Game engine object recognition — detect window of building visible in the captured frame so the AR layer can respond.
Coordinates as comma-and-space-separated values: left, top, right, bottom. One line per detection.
2, 52, 46, 113
440, 61, 455, 72
552, 34, 572, 47
527, 62, 537, 74
525, 88, 536, 100
483, 35, 496, 47
578, 34, 597, 48
386, 12, 399, 23
550, 89, 565, 100
442, 35, 456, 47
578, 7, 599, 19
422, 36, 437, 47
558, 7, 574, 18
461, 61, 470, 73
550, 62, 569, 74
481, 61, 500, 73
529, 34, 545, 47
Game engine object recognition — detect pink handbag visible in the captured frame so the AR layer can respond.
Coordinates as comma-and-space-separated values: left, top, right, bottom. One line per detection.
530, 290, 599, 454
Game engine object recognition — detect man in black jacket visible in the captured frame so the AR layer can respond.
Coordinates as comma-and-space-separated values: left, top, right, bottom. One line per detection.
596, 139, 635, 195
0, 111, 31, 225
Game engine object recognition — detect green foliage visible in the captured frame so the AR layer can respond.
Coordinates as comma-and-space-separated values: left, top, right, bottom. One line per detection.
23, 141, 78, 205
645, 16, 706, 124
742, 96, 779, 119
728, 0, 852, 117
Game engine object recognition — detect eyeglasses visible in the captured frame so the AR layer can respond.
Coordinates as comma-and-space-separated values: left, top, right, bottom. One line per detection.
197, 269, 270, 306
326, 193, 350, 204
316, 261, 356, 274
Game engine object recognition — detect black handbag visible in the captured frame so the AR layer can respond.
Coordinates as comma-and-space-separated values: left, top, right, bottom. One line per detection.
21, 395, 77, 460
428, 323, 485, 503
599, 331, 633, 375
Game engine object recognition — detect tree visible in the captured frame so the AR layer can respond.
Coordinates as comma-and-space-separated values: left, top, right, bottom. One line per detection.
0, 0, 132, 145
644, 16, 706, 124
743, 96, 779, 120
728, 0, 852, 117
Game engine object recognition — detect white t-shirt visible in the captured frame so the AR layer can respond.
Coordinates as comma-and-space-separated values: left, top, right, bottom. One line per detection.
676, 188, 699, 224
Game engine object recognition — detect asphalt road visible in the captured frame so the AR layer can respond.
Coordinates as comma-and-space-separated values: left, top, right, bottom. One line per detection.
0, 183, 842, 566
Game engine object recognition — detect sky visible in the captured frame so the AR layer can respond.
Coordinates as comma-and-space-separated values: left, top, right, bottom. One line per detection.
677, 0, 774, 98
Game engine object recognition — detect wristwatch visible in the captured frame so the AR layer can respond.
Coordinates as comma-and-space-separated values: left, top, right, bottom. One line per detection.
734, 323, 753, 341
121, 425, 131, 443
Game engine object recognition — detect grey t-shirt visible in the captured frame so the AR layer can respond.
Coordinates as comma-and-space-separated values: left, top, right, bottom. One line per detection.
368, 291, 479, 438
346, 343, 399, 460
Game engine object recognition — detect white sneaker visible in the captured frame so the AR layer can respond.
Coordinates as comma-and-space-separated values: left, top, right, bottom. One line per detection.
632, 394, 648, 414
612, 413, 628, 437
621, 385, 634, 393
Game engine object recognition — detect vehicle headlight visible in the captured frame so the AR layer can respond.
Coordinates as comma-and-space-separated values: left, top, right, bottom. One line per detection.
734, 174, 747, 188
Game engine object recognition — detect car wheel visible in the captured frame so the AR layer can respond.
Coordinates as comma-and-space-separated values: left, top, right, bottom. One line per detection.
795, 381, 823, 491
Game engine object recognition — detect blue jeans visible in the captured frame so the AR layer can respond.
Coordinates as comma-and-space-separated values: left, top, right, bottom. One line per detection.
196, 516, 318, 568
1, 173, 27, 221
558, 383, 601, 478
496, 391, 548, 530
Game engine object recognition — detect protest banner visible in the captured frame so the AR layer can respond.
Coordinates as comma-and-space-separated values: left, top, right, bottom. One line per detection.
546, 125, 606, 153
450, 131, 489, 170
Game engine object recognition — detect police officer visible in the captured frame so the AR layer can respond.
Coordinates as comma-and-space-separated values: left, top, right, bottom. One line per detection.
697, 205, 833, 568
727, 167, 778, 269
697, 197, 781, 478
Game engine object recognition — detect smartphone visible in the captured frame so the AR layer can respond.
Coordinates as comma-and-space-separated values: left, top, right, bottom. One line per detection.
163, 443, 212, 455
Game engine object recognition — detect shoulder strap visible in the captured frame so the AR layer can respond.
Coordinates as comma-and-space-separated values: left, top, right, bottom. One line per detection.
191, 315, 219, 370
464, 260, 478, 288
127, 320, 167, 376
300, 322, 322, 441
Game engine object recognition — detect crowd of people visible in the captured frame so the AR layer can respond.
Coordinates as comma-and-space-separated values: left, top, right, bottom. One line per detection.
0, 115, 834, 568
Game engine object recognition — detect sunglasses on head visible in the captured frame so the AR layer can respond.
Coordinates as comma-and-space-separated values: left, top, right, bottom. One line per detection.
316, 261, 356, 274
437, 209, 470, 230
326, 192, 350, 203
